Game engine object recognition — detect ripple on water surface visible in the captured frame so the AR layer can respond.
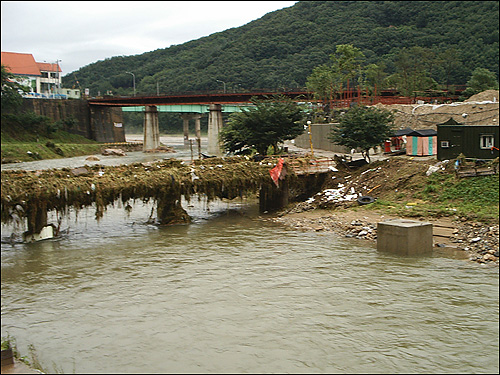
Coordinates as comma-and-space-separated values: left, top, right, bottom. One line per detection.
1, 200, 499, 374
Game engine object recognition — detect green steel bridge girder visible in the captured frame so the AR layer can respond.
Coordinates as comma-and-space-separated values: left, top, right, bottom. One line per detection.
121, 104, 254, 113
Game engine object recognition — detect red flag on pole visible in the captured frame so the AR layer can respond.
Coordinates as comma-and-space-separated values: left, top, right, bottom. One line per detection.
269, 158, 284, 187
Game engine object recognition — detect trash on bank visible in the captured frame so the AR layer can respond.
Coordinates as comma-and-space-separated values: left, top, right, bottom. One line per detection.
306, 183, 360, 204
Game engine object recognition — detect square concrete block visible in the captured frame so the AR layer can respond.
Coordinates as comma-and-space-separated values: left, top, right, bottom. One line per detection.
377, 219, 433, 255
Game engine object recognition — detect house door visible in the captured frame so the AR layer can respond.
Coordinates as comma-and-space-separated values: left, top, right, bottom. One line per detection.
450, 129, 464, 158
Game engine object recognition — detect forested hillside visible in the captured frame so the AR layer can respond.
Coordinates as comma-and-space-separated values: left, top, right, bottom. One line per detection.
63, 1, 499, 97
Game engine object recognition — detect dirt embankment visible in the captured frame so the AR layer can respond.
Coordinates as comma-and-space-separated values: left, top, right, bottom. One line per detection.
268, 156, 499, 265
374, 90, 499, 131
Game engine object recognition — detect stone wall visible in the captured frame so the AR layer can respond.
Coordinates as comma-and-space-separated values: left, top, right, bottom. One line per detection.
89, 105, 126, 143
19, 98, 125, 142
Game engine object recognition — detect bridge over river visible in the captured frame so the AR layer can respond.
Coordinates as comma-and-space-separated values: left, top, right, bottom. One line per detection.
1, 156, 331, 242
88, 91, 312, 156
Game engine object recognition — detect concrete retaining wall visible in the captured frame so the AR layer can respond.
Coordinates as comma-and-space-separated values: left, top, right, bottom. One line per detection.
19, 98, 125, 143
294, 123, 350, 153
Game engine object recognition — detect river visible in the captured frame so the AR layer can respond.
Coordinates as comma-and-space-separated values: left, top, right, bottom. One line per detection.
1, 136, 499, 373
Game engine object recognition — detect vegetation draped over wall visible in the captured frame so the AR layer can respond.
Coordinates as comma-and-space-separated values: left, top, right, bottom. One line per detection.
0, 157, 307, 227
63, 1, 499, 98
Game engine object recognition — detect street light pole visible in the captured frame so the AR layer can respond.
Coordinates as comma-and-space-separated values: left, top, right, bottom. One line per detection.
307, 120, 314, 158
56, 59, 61, 91
126, 71, 136, 96
156, 77, 165, 95
216, 79, 226, 93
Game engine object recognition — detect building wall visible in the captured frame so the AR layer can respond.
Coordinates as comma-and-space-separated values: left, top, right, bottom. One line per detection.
294, 123, 350, 153
437, 125, 499, 160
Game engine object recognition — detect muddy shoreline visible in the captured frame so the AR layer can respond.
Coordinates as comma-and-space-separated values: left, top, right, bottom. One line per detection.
266, 205, 499, 265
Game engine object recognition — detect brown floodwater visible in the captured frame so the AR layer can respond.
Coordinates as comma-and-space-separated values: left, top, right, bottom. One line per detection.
1, 137, 498, 373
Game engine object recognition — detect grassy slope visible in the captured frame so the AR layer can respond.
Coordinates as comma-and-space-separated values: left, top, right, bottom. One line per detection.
334, 157, 499, 223
1, 129, 104, 163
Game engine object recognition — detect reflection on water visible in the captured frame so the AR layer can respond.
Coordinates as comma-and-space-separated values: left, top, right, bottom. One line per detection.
1, 136, 499, 373
1, 199, 499, 374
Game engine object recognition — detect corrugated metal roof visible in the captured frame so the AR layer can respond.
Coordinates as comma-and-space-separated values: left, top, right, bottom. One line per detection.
1, 51, 41, 76
408, 129, 437, 137
393, 127, 414, 136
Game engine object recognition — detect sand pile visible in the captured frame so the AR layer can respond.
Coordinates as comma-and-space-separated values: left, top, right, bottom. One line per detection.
373, 90, 499, 131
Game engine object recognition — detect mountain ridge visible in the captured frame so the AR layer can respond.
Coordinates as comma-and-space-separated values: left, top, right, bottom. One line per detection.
63, 1, 499, 97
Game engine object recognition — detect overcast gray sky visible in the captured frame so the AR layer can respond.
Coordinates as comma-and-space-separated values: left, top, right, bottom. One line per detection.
1, 1, 297, 75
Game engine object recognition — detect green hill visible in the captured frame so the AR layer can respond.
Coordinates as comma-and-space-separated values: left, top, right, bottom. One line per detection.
63, 1, 499, 97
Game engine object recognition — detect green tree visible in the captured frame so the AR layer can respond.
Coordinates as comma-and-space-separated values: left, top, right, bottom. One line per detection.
220, 95, 305, 155
329, 105, 395, 162
436, 48, 464, 91
306, 44, 365, 115
462, 67, 499, 97
360, 63, 387, 97
386, 46, 438, 97
331, 44, 365, 87
1, 64, 28, 112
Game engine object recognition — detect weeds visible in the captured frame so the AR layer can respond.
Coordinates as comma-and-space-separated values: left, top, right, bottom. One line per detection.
1, 335, 49, 373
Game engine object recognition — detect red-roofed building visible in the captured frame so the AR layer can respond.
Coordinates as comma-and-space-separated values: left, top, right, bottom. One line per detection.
1, 51, 80, 99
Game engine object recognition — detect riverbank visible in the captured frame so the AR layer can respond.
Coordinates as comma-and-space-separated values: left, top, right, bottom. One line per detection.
272, 142, 499, 265
1, 359, 41, 374
267, 207, 499, 265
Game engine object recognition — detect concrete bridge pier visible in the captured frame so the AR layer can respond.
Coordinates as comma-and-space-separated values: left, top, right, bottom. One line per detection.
180, 113, 202, 147
180, 113, 192, 145
143, 105, 160, 151
208, 104, 224, 156
194, 114, 202, 158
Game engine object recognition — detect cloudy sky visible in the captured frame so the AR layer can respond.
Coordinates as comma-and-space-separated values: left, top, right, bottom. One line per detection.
1, 1, 297, 75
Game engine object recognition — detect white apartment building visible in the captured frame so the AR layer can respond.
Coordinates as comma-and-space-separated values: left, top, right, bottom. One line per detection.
1, 51, 80, 99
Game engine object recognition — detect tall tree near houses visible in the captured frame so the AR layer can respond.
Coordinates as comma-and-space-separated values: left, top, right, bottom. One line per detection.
329, 105, 395, 163
220, 95, 305, 156
360, 63, 387, 98
386, 46, 438, 97
1, 64, 29, 113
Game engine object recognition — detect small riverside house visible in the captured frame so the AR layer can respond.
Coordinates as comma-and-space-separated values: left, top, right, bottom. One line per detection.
405, 129, 437, 156
437, 118, 499, 160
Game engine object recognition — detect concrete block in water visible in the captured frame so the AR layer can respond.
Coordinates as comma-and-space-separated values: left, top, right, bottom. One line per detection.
23, 224, 54, 243
377, 219, 433, 255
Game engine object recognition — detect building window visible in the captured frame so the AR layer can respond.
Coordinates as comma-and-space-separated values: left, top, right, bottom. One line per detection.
441, 141, 450, 148
480, 135, 494, 149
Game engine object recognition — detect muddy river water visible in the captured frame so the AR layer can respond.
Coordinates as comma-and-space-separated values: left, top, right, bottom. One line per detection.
1, 136, 498, 373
